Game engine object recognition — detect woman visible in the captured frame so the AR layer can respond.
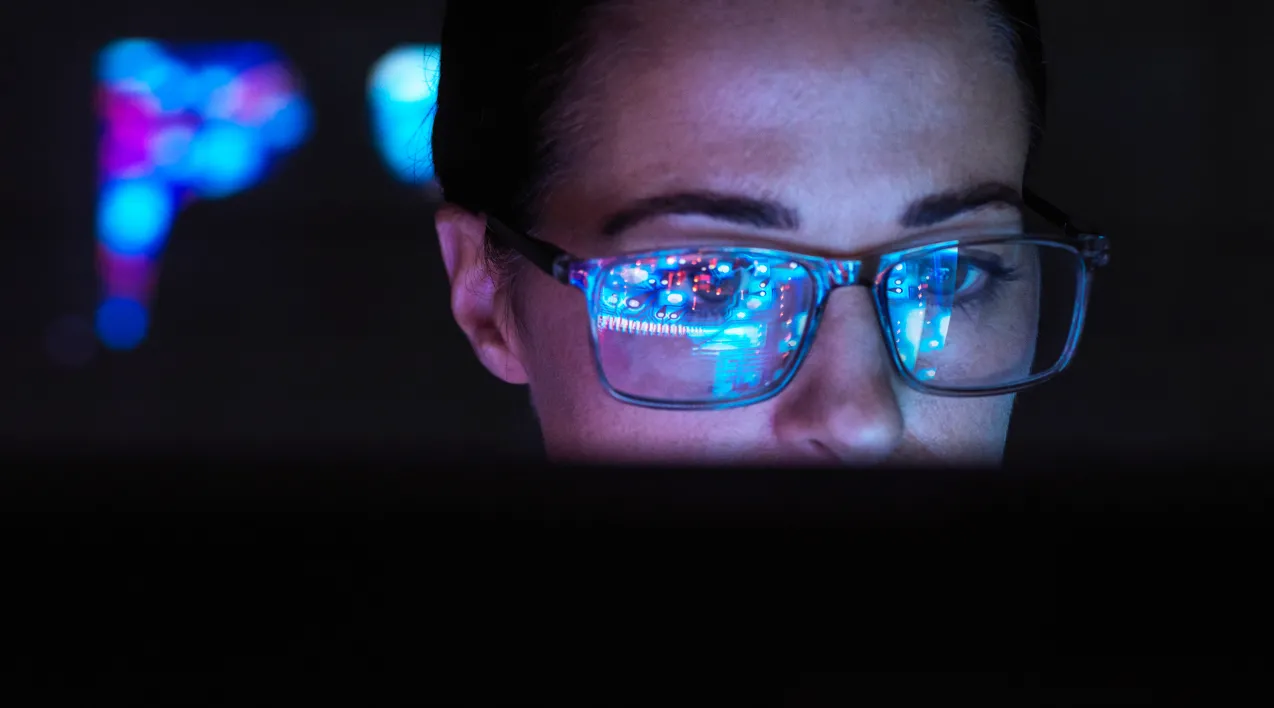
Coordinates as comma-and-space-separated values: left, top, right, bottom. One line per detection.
430, 0, 1109, 466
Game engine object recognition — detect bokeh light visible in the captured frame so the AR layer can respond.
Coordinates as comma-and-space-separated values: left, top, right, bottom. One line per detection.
368, 44, 440, 184
184, 121, 268, 198
95, 39, 312, 350
95, 297, 150, 351
97, 178, 173, 255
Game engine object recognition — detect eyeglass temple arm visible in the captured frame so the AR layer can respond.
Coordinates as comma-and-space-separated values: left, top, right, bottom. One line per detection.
1022, 188, 1110, 266
484, 215, 572, 280
1023, 187, 1093, 237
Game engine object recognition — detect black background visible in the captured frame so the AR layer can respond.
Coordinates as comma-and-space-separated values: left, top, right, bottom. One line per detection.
3, 1, 1272, 688
0, 0, 1266, 463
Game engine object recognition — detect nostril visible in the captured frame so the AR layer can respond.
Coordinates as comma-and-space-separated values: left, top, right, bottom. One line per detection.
809, 439, 840, 462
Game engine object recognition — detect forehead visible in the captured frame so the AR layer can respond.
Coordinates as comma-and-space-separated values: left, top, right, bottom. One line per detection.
544, 0, 1028, 252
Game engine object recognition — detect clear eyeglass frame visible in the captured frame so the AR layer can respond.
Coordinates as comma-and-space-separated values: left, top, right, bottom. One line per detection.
477, 190, 1110, 411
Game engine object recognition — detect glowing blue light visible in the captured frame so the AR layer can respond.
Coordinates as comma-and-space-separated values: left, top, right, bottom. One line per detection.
622, 267, 650, 284
260, 98, 311, 150
370, 45, 440, 103
723, 325, 762, 339
147, 62, 195, 112
99, 39, 168, 84
95, 297, 150, 351
185, 65, 238, 116
905, 308, 924, 342
98, 179, 173, 255
95, 39, 314, 353
892, 307, 925, 372
99, 39, 196, 113
185, 121, 266, 198
368, 44, 441, 183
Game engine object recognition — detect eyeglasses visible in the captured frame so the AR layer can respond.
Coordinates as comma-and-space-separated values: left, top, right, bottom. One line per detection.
483, 190, 1110, 410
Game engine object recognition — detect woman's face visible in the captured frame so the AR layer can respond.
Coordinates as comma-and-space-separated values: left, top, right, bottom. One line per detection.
438, 0, 1031, 465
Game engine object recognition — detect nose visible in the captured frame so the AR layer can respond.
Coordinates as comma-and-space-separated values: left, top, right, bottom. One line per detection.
771, 287, 904, 465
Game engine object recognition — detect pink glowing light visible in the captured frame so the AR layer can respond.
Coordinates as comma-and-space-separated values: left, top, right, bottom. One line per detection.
97, 246, 159, 301
228, 63, 297, 126
98, 88, 162, 177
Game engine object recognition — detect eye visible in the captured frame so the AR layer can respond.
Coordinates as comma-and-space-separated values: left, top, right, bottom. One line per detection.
922, 254, 1000, 299
952, 258, 988, 295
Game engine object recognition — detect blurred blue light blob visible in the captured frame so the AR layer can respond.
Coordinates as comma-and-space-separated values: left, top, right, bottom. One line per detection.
369, 45, 440, 103
232, 42, 280, 70
99, 39, 193, 113
95, 297, 150, 351
368, 45, 440, 183
184, 65, 238, 115
98, 39, 168, 83
185, 121, 267, 198
146, 61, 195, 112
97, 179, 174, 255
260, 98, 312, 150
149, 125, 195, 169
181, 41, 278, 75
374, 111, 435, 183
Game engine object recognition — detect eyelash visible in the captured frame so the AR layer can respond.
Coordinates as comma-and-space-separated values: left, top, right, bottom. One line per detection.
955, 258, 1020, 316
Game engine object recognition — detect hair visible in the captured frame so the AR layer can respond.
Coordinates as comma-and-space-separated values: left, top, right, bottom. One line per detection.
431, 0, 1046, 279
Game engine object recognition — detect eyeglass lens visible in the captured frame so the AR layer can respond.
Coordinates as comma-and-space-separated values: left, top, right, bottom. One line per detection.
589, 242, 1083, 404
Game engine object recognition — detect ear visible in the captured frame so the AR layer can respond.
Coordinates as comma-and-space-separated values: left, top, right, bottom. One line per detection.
435, 203, 530, 385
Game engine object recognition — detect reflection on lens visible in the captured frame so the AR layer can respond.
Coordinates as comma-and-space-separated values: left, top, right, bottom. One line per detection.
592, 251, 817, 404
882, 241, 1082, 390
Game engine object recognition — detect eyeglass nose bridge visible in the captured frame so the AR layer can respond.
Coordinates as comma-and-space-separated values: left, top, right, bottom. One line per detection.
823, 259, 867, 288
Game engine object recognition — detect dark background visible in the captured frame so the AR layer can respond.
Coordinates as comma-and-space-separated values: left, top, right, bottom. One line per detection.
0, 0, 1264, 463
1, 2, 1272, 680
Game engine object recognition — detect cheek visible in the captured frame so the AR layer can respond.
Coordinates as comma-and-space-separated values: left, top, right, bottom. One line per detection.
512, 273, 774, 459
902, 392, 1015, 456
513, 275, 600, 403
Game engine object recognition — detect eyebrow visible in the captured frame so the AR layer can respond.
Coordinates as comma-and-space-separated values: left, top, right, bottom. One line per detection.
600, 191, 801, 236
598, 181, 1023, 237
899, 181, 1024, 229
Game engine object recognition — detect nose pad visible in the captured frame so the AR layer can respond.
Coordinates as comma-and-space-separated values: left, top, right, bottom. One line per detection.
771, 287, 904, 464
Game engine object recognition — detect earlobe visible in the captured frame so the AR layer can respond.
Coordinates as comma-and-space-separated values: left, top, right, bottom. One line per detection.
435, 204, 530, 385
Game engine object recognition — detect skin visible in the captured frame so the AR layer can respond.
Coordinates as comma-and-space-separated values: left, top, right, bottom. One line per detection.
437, 0, 1031, 465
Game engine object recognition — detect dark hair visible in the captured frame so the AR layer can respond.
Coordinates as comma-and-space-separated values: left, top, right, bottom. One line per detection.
432, 0, 1046, 264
